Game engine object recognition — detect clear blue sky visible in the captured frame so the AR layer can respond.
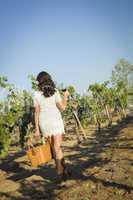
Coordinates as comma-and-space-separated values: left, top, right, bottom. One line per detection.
0, 0, 133, 93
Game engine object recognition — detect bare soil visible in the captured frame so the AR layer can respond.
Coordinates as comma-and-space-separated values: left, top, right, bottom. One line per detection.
0, 116, 133, 200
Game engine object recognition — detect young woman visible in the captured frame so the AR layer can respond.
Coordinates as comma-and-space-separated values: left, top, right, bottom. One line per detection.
33, 71, 70, 180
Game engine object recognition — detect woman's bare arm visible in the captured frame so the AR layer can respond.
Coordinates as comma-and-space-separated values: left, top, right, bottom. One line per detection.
34, 104, 40, 137
56, 90, 70, 111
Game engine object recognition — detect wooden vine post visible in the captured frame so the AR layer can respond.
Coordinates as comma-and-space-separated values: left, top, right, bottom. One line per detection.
72, 103, 87, 140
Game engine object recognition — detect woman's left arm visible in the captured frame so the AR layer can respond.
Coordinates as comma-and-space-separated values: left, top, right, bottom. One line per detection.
34, 103, 41, 137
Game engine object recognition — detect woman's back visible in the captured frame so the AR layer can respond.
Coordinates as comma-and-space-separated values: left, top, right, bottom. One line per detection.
34, 89, 61, 110
33, 89, 64, 136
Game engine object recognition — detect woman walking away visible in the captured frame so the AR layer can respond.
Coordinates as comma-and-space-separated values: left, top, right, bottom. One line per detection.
33, 71, 70, 181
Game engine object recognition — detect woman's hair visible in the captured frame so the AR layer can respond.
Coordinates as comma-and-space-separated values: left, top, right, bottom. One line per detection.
36, 71, 56, 97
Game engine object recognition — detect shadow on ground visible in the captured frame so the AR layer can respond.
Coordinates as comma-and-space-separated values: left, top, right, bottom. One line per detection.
0, 116, 133, 200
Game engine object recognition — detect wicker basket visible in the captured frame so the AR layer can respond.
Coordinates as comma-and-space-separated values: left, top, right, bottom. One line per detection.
27, 140, 52, 167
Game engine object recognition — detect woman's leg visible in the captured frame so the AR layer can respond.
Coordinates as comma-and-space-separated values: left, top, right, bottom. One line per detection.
51, 134, 70, 180
52, 134, 63, 160
51, 134, 65, 176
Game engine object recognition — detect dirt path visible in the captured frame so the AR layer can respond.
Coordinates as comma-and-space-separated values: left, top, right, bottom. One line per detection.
0, 116, 133, 200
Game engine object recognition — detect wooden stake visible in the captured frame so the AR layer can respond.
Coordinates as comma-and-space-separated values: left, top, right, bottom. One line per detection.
73, 110, 87, 139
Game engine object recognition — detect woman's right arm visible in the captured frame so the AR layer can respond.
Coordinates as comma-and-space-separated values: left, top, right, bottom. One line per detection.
56, 90, 70, 111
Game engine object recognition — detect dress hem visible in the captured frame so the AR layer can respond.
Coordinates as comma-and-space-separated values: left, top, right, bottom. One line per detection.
43, 132, 65, 137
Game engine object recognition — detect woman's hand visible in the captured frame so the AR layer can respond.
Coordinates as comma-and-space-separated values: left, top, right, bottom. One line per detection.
63, 90, 70, 99
34, 130, 41, 139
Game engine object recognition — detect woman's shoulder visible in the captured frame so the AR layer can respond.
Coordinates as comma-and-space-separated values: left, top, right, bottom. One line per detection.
33, 90, 43, 106
54, 88, 61, 96
55, 88, 60, 93
33, 90, 43, 98
54, 88, 62, 102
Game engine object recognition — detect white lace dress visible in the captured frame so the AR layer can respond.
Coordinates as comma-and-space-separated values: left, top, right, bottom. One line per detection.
33, 89, 65, 137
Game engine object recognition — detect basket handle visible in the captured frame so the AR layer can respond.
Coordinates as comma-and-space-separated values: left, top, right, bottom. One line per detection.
27, 135, 48, 149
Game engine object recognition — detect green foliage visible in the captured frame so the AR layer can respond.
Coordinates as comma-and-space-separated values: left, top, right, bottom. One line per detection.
0, 116, 11, 158
67, 85, 76, 97
28, 74, 38, 90
0, 58, 132, 158
111, 59, 131, 86
0, 77, 35, 158
0, 107, 19, 158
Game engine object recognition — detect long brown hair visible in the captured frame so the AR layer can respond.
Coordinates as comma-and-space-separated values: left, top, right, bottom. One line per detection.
37, 71, 56, 97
